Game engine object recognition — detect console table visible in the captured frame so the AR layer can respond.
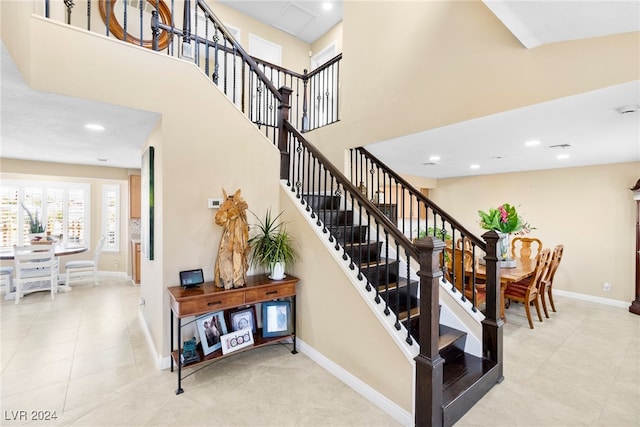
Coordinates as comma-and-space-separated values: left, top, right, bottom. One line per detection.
167, 273, 298, 394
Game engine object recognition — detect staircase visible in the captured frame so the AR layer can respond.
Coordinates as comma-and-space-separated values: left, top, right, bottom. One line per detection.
28, 1, 505, 424
305, 192, 500, 426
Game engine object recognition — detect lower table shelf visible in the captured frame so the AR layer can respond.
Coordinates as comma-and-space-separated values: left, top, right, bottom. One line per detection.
172, 329, 294, 369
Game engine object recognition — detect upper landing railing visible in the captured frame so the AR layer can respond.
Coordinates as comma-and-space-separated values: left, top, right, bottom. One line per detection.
41, 0, 341, 145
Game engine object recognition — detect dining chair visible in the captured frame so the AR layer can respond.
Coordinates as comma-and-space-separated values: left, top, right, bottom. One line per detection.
0, 266, 14, 296
539, 244, 564, 317
13, 244, 57, 304
511, 236, 543, 259
444, 247, 485, 309
456, 237, 473, 251
64, 235, 106, 288
504, 247, 551, 329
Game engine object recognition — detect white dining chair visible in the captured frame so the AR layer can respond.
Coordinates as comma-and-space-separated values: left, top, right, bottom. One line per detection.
64, 235, 106, 288
13, 244, 57, 304
0, 266, 14, 296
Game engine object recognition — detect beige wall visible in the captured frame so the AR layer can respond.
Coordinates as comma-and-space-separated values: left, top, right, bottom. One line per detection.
429, 162, 639, 303
311, 21, 343, 61
0, 159, 135, 276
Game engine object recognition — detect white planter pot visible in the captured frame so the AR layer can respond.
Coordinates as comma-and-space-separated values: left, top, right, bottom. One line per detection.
269, 262, 286, 280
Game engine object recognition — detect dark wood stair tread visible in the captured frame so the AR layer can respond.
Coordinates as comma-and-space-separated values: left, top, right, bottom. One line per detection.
438, 324, 467, 354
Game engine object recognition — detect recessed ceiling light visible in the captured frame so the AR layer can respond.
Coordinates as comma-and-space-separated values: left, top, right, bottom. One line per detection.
85, 123, 105, 131
525, 140, 540, 147
322, 2, 333, 11
470, 164, 480, 169
556, 154, 570, 160
429, 155, 440, 162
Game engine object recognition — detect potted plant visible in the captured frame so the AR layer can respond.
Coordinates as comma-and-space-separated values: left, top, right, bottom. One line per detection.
248, 209, 298, 280
20, 202, 45, 238
478, 203, 534, 266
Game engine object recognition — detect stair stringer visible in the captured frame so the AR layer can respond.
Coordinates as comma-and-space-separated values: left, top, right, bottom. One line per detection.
284, 185, 420, 363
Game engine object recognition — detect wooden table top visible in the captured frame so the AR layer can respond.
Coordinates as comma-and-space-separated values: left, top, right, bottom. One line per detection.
472, 257, 537, 284
167, 274, 299, 300
0, 244, 88, 260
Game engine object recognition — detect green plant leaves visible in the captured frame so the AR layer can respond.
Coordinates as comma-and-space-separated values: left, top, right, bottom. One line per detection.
248, 209, 298, 269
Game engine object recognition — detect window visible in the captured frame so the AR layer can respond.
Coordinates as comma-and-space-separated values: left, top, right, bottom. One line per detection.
102, 185, 120, 252
0, 180, 90, 248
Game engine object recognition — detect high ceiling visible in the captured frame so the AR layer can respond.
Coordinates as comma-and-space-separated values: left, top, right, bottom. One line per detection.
1, 1, 638, 175
219, 0, 343, 43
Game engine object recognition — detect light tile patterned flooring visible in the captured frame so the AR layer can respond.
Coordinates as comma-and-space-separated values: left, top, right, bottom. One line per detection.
1, 278, 638, 426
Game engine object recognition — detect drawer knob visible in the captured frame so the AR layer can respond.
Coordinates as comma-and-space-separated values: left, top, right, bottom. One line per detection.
266, 290, 278, 295
207, 301, 222, 306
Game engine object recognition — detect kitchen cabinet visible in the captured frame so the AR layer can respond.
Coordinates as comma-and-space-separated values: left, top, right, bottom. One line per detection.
129, 175, 141, 218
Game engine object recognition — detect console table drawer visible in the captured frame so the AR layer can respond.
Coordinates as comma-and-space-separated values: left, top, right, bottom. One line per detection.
180, 292, 245, 316
245, 283, 296, 303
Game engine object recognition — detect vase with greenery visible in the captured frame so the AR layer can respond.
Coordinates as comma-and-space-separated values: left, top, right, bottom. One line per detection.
20, 202, 45, 236
248, 209, 298, 280
478, 203, 533, 264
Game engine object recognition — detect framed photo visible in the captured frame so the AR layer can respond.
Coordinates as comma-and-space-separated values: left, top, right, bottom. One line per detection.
220, 328, 254, 355
229, 307, 257, 334
196, 311, 227, 356
262, 301, 291, 338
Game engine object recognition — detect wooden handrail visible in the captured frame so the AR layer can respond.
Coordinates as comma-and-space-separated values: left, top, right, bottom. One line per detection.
357, 147, 486, 251
284, 122, 418, 260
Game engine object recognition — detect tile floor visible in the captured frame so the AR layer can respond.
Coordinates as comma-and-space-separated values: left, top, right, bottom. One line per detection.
1, 278, 638, 426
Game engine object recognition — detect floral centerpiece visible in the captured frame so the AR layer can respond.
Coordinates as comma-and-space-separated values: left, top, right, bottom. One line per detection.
478, 203, 533, 266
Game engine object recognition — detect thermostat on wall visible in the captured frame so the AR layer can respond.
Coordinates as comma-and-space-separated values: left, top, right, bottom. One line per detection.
208, 198, 223, 209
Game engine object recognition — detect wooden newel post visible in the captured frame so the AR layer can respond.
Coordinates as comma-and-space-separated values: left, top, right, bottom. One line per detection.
414, 236, 445, 427
481, 230, 504, 381
278, 86, 293, 180
630, 179, 640, 316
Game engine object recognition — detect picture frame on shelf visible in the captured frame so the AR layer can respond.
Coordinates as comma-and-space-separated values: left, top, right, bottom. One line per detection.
262, 301, 291, 338
229, 306, 257, 334
196, 311, 227, 356
220, 328, 254, 355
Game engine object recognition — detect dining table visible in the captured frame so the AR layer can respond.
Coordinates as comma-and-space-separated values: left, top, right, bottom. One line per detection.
469, 257, 537, 321
0, 243, 88, 297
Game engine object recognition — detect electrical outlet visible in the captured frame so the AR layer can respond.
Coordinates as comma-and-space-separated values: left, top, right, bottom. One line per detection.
113, 259, 119, 268
603, 282, 611, 291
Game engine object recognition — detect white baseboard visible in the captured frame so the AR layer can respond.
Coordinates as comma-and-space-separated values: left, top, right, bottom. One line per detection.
297, 338, 412, 427
553, 289, 629, 308
97, 270, 128, 278
137, 310, 167, 370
